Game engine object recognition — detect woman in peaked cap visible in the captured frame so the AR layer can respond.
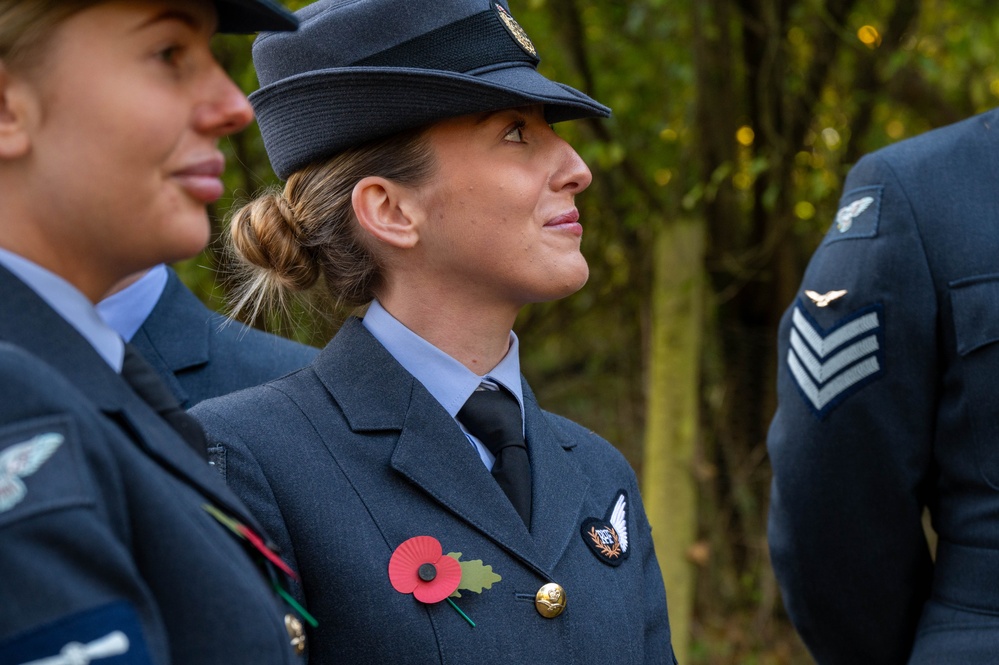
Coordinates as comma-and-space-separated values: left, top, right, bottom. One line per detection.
0, 1, 309, 663
192, 0, 678, 662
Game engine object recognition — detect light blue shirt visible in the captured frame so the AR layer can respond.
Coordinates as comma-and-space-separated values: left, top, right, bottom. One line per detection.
0, 247, 124, 371
96, 264, 169, 342
361, 299, 524, 470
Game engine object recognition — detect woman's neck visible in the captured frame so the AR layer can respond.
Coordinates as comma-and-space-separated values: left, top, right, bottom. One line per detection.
376, 286, 518, 374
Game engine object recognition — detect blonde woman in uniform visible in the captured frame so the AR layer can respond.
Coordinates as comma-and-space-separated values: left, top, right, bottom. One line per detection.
194, 0, 678, 662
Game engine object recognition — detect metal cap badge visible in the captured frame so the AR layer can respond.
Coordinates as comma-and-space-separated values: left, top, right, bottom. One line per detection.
494, 2, 537, 58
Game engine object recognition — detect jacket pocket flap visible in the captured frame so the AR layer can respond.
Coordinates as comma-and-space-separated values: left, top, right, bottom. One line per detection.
950, 275, 999, 356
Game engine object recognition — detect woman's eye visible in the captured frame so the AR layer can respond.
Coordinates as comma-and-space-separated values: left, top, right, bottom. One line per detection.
157, 45, 182, 65
503, 124, 525, 143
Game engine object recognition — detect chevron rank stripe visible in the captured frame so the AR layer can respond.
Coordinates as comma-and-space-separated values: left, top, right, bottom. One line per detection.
787, 302, 885, 417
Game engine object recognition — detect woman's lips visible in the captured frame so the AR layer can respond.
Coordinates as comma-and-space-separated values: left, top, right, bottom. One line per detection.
172, 155, 225, 203
545, 209, 583, 236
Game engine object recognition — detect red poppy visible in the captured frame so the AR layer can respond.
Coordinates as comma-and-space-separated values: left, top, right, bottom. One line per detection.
388, 536, 463, 604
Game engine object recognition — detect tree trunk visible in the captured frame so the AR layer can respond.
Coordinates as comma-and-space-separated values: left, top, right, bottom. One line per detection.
643, 218, 705, 664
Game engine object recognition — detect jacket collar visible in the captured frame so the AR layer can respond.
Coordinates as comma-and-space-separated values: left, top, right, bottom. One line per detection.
128, 267, 216, 406
133, 267, 212, 370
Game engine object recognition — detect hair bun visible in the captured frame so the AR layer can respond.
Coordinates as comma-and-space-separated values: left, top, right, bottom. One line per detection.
230, 191, 320, 292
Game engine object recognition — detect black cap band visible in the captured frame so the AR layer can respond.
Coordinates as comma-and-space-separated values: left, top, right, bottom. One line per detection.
215, 0, 298, 34
355, 8, 539, 72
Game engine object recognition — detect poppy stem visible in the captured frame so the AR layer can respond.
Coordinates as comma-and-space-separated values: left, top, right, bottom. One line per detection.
275, 585, 319, 628
446, 598, 475, 627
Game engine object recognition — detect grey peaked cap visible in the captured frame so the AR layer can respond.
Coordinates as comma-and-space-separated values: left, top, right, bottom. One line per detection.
215, 0, 298, 33
249, 0, 611, 179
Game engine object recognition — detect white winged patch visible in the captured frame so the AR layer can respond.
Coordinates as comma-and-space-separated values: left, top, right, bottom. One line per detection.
580, 490, 632, 566
835, 196, 874, 233
608, 492, 628, 553
0, 432, 64, 512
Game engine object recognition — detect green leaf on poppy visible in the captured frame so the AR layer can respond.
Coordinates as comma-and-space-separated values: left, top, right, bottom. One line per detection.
446, 552, 501, 598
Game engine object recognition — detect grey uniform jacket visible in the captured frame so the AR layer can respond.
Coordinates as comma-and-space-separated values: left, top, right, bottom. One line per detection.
193, 317, 677, 664
768, 107, 999, 664
130, 268, 318, 408
0, 265, 300, 664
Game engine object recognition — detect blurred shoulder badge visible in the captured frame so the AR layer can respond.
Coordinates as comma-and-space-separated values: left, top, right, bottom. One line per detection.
580, 491, 630, 567
0, 432, 64, 513
494, 2, 538, 58
823, 185, 883, 245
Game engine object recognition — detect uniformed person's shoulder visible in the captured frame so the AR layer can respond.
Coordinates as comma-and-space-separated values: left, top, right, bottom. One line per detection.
540, 410, 634, 470
0, 342, 116, 454
540, 409, 600, 439
0, 344, 141, 657
0, 341, 66, 391
0, 343, 102, 525
207, 312, 319, 372
0, 340, 305, 664
151, 267, 318, 383
192, 373, 303, 423
834, 107, 997, 255
191, 366, 320, 442
855, 106, 999, 180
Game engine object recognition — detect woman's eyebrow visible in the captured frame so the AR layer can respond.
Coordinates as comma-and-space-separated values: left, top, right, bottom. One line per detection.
131, 8, 214, 35
473, 110, 503, 125
473, 107, 534, 125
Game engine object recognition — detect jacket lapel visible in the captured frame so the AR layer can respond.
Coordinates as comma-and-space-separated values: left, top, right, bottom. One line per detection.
520, 382, 590, 573
390, 387, 541, 567
315, 318, 590, 575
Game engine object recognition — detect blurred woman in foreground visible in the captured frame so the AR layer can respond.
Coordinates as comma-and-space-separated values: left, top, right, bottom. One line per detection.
0, 2, 308, 662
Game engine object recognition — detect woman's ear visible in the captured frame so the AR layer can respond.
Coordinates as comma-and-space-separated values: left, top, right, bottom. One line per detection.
352, 176, 422, 249
0, 65, 33, 159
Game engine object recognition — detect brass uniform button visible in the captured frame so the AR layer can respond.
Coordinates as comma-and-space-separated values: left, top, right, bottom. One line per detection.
285, 613, 306, 656
534, 583, 566, 618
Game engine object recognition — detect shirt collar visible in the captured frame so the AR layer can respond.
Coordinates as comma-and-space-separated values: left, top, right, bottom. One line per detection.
0, 247, 125, 371
96, 264, 169, 342
360, 299, 524, 418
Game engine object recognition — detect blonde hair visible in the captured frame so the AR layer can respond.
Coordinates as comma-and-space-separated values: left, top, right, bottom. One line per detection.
0, 1, 100, 72
228, 128, 437, 322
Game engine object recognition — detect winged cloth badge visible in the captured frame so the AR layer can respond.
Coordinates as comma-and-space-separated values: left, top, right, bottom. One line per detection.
580, 491, 630, 567
835, 196, 874, 233
0, 433, 64, 513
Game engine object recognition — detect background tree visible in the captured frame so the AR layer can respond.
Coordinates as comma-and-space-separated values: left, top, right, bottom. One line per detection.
195, 2, 999, 662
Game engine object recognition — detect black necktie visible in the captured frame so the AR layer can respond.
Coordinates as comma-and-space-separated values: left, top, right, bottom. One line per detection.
121, 344, 208, 459
457, 387, 532, 528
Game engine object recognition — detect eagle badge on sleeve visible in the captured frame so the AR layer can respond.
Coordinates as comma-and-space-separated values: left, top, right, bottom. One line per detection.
835, 196, 874, 233
824, 186, 882, 244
